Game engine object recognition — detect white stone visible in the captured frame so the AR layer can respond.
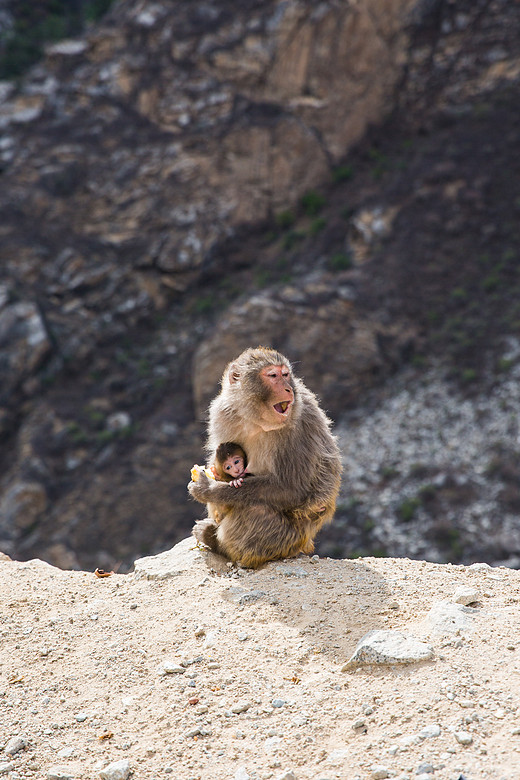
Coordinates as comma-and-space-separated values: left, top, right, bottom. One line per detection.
231, 701, 251, 714
423, 600, 477, 635
454, 730, 473, 745
419, 724, 441, 739
133, 537, 209, 579
99, 759, 131, 780
47, 769, 74, 780
342, 630, 434, 669
4, 736, 27, 756
370, 766, 390, 779
159, 662, 185, 675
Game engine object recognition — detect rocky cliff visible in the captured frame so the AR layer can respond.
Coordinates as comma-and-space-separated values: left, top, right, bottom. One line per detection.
0, 0, 519, 570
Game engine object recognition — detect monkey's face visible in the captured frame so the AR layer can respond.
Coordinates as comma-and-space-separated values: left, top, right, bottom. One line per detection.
226, 348, 296, 431
221, 453, 246, 479
255, 364, 295, 429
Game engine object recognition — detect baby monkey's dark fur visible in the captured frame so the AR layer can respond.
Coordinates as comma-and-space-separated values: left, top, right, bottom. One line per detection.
189, 347, 342, 568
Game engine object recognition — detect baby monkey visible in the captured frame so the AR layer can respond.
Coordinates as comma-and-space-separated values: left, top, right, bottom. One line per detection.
213, 442, 250, 487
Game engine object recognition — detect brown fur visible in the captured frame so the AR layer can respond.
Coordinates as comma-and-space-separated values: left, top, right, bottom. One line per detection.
189, 347, 342, 568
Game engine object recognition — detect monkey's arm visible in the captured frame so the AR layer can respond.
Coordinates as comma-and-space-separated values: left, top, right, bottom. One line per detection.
188, 470, 306, 509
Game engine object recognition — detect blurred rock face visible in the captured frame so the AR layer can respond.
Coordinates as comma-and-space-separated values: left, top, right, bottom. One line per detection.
0, 0, 518, 569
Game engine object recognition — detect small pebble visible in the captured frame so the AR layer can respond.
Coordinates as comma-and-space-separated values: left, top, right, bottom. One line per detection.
453, 586, 480, 606
57, 748, 74, 759
47, 769, 74, 780
4, 736, 27, 756
231, 701, 251, 714
159, 662, 185, 675
454, 731, 473, 745
370, 766, 390, 779
272, 699, 286, 708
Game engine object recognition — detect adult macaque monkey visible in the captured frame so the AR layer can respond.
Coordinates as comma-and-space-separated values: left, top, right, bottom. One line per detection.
188, 347, 342, 568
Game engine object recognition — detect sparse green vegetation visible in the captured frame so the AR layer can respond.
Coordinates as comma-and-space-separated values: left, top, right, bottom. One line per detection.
328, 252, 353, 271
282, 230, 305, 251
275, 210, 295, 229
0, 1, 115, 80
300, 190, 326, 216
309, 217, 326, 235
368, 148, 389, 179
450, 286, 468, 301
461, 368, 477, 383
193, 295, 215, 314
397, 496, 421, 522
380, 465, 399, 480
332, 165, 354, 183
497, 357, 514, 372
255, 269, 272, 288
66, 421, 88, 444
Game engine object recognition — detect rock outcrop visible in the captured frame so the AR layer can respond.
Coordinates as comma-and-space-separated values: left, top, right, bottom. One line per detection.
0, 544, 519, 778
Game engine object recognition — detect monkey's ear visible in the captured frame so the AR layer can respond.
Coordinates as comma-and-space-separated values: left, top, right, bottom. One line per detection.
228, 363, 241, 385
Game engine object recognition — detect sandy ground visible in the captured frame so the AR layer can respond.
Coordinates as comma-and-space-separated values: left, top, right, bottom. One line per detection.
1, 540, 520, 780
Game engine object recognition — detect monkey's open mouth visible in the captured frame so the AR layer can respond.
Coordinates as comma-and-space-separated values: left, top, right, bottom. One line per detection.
274, 400, 291, 414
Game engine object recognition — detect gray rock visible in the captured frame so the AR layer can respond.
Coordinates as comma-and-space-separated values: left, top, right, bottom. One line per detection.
0, 482, 47, 532
342, 630, 434, 669
0, 302, 51, 392
99, 759, 131, 780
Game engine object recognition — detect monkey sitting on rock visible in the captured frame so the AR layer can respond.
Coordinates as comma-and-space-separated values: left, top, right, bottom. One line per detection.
188, 346, 342, 568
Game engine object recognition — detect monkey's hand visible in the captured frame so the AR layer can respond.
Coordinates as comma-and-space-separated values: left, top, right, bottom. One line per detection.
188, 470, 215, 502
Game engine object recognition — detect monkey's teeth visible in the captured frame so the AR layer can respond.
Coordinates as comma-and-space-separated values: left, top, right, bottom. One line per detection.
275, 401, 290, 413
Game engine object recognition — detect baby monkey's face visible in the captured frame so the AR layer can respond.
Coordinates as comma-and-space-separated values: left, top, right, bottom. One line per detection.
223, 454, 246, 479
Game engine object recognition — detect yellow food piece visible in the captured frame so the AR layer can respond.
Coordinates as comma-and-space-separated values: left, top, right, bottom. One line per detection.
190, 464, 216, 481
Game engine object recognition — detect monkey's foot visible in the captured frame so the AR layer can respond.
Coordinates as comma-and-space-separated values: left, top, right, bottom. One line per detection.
192, 519, 219, 552
300, 539, 315, 555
